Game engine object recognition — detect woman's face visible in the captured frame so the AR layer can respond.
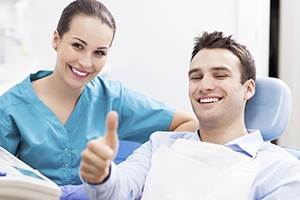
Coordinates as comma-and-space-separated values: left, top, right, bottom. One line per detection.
52, 15, 114, 90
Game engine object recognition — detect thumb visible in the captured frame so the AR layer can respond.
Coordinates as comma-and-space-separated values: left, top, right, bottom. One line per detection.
104, 111, 119, 155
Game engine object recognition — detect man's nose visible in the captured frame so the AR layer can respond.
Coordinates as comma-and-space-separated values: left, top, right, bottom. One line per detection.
198, 76, 215, 92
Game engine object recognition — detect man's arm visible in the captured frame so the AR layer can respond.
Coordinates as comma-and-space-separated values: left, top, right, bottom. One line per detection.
79, 111, 152, 199
262, 163, 300, 199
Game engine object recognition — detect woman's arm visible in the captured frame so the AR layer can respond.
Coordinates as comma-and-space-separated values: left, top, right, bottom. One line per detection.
168, 109, 198, 132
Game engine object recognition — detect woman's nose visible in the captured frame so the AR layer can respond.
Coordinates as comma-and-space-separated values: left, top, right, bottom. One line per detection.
78, 53, 92, 68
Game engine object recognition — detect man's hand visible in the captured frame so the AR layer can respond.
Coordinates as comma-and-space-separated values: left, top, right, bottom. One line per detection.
80, 111, 119, 184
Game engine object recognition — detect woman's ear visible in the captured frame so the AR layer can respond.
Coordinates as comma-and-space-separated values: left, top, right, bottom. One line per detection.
52, 30, 60, 51
244, 79, 255, 101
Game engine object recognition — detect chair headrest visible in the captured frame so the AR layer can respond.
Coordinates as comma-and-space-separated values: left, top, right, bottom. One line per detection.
245, 77, 292, 141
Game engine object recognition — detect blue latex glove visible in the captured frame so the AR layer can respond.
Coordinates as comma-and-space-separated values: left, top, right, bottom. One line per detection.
60, 184, 89, 200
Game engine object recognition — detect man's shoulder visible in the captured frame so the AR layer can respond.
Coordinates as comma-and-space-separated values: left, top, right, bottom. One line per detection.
258, 142, 300, 167
252, 142, 300, 197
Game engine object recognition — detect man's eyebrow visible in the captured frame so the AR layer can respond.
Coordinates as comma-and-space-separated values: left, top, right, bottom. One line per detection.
212, 66, 233, 73
213, 66, 230, 70
188, 66, 233, 77
188, 68, 200, 77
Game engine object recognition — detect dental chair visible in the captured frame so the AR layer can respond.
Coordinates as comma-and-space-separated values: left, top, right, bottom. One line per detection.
115, 140, 142, 164
245, 76, 292, 141
61, 76, 300, 200
245, 76, 300, 160
115, 76, 300, 163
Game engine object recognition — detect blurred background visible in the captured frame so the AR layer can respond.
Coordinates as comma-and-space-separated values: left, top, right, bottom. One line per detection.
0, 0, 299, 148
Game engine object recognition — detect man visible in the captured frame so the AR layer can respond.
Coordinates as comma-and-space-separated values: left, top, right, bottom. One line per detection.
80, 31, 300, 199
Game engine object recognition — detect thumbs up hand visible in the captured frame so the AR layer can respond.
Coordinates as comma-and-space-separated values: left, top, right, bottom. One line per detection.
80, 111, 119, 184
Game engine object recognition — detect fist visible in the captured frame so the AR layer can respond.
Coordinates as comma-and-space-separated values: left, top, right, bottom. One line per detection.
80, 111, 119, 184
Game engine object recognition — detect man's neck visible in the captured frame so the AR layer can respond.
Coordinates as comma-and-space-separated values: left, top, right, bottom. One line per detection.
198, 125, 248, 145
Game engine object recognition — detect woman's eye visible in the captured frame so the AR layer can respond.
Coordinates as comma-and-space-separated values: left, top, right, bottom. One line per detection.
72, 43, 83, 50
95, 50, 106, 56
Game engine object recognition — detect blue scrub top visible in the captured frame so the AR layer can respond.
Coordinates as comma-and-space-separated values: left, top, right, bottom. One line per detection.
0, 70, 175, 185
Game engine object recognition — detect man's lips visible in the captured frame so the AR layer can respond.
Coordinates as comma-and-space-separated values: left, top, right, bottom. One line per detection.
198, 97, 221, 104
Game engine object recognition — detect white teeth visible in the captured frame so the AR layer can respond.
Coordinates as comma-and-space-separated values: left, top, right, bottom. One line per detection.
71, 67, 88, 76
200, 98, 219, 103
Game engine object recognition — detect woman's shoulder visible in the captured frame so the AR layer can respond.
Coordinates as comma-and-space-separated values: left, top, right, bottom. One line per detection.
86, 76, 125, 97
0, 77, 31, 104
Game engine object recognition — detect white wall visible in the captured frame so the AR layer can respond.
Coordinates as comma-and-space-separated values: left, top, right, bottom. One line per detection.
1, 0, 270, 113
98, 0, 270, 112
277, 0, 300, 148
0, 0, 71, 94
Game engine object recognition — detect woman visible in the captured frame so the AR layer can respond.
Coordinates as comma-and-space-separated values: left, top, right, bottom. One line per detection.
0, 0, 197, 186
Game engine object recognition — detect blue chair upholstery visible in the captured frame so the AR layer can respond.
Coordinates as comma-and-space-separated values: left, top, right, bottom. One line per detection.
115, 77, 300, 164
245, 76, 300, 160
245, 76, 292, 141
114, 140, 141, 164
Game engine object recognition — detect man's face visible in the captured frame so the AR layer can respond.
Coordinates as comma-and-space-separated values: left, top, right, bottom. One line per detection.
188, 48, 254, 127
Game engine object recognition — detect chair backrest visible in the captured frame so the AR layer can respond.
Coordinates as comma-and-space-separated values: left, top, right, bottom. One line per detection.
115, 77, 299, 164
245, 76, 292, 141
245, 76, 300, 160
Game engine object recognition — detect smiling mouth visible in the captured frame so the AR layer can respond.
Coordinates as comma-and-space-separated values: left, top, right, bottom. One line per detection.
198, 98, 220, 104
70, 66, 89, 77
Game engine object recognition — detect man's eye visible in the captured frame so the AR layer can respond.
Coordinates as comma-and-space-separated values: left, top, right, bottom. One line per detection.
215, 74, 227, 79
72, 43, 83, 50
190, 76, 202, 80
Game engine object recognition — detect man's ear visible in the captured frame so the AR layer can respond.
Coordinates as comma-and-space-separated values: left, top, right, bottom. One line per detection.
52, 30, 60, 51
244, 79, 255, 101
